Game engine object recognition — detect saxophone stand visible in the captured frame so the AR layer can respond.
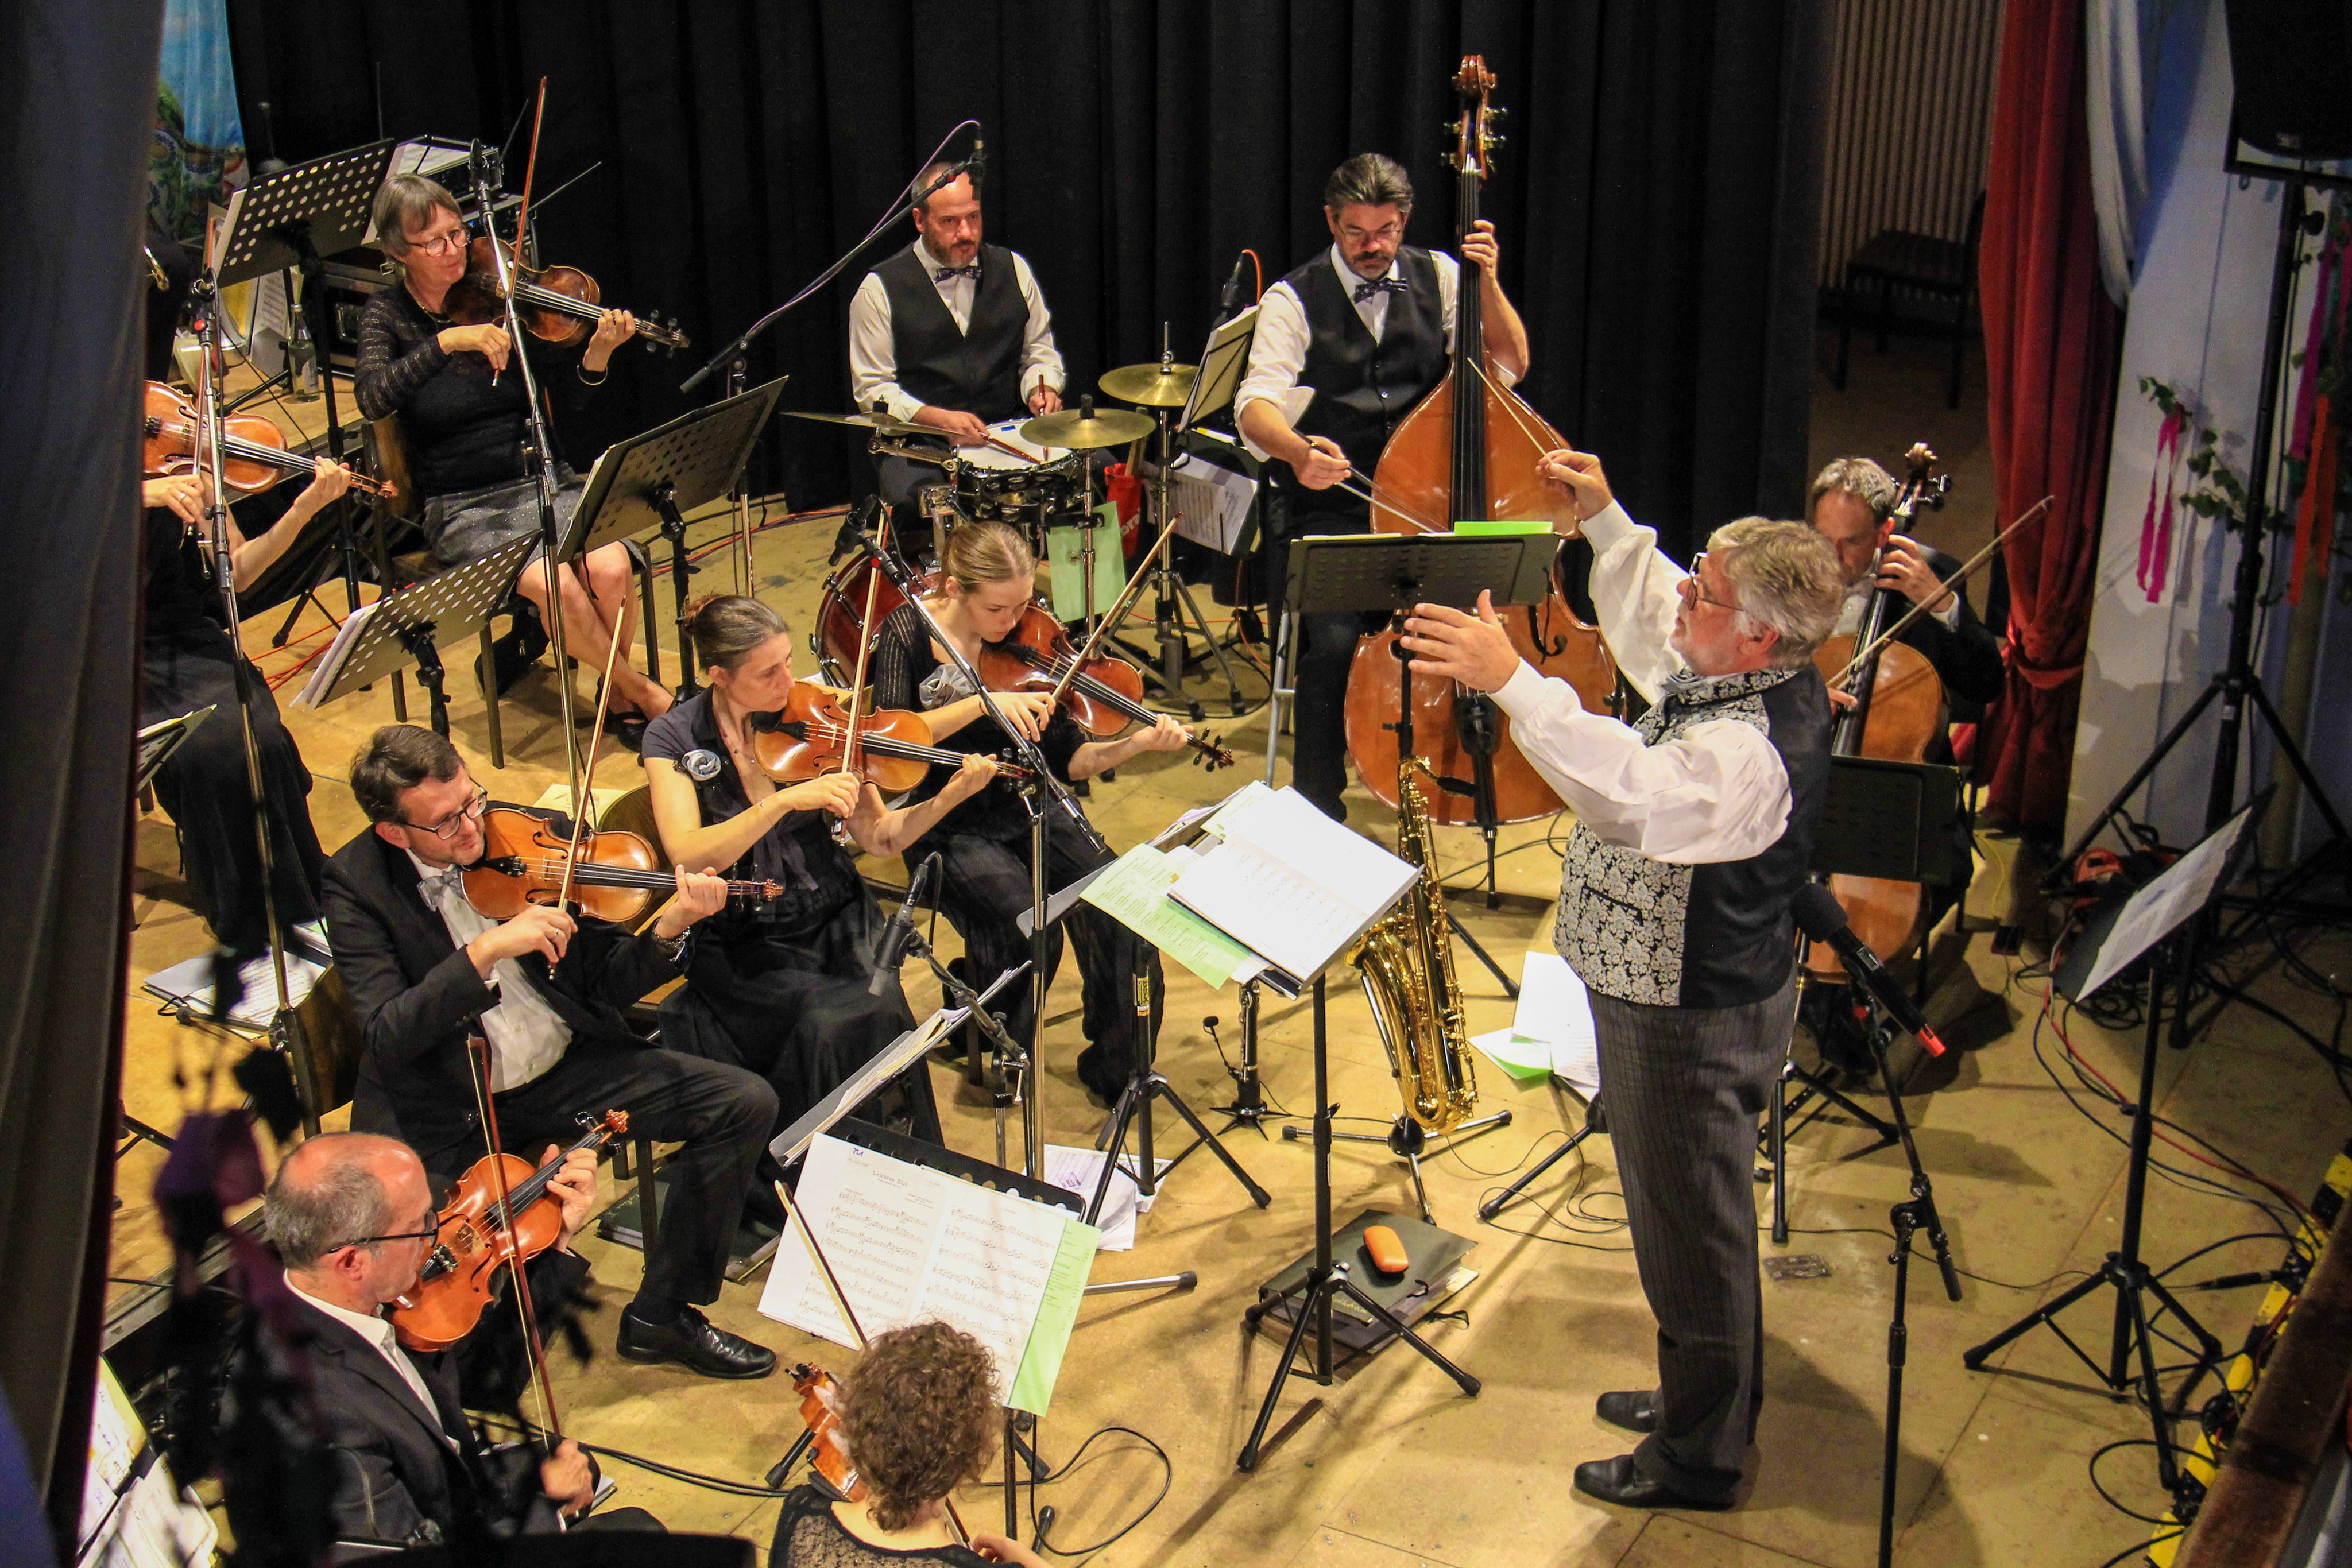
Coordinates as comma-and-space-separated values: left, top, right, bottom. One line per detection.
1240, 974, 1480, 1470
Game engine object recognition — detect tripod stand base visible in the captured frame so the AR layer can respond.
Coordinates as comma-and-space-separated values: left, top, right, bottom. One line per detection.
1087, 1068, 1272, 1226
1286, 1111, 1511, 1225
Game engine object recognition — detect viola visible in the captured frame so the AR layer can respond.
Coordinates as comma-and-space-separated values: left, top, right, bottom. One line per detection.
461, 806, 782, 926
977, 603, 1237, 770
441, 234, 690, 354
142, 381, 392, 500
1341, 57, 1620, 831
393, 1110, 626, 1353
786, 1363, 868, 1502
751, 679, 1032, 795
1802, 443, 1949, 980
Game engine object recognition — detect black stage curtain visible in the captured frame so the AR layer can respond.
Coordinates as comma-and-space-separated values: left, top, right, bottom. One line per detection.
233, 0, 1824, 560
0, 0, 160, 1546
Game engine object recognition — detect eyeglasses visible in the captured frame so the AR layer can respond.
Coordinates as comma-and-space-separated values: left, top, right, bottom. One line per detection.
336, 1220, 440, 1252
407, 227, 470, 258
1338, 222, 1405, 245
405, 784, 489, 840
1680, 553, 1745, 615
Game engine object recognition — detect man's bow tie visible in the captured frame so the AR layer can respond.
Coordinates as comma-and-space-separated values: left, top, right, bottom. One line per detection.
934, 264, 981, 282
418, 866, 465, 907
1352, 276, 1409, 303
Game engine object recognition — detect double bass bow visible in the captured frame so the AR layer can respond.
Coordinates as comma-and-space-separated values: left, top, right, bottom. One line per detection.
1342, 56, 1619, 847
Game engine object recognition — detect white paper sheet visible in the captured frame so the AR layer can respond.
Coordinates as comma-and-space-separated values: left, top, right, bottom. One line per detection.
2074, 802, 2258, 1002
1512, 951, 1600, 1097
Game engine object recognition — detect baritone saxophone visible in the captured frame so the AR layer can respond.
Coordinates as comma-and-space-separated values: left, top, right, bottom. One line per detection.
1350, 755, 1479, 1133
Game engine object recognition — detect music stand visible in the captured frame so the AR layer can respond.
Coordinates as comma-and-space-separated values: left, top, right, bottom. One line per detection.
1961, 792, 2270, 1511
136, 707, 215, 795
306, 538, 536, 737
215, 140, 401, 621
567, 378, 788, 700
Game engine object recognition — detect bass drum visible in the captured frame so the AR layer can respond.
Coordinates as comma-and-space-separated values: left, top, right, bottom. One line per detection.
811, 551, 929, 687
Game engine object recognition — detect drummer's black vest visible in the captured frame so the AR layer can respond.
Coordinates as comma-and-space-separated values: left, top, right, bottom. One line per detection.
872, 242, 1029, 425
1278, 246, 1448, 514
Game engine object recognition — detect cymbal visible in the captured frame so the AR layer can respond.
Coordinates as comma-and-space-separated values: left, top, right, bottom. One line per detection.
1020, 406, 1155, 450
784, 408, 931, 437
1098, 361, 1198, 407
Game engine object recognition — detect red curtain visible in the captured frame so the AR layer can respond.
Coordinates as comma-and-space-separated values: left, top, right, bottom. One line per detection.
1974, 0, 2125, 834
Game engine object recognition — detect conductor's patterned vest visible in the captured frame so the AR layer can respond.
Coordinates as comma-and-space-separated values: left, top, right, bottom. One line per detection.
1553, 665, 1831, 1009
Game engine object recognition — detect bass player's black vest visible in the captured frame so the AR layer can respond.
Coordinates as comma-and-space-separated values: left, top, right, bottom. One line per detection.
1277, 245, 1448, 515
871, 241, 1029, 424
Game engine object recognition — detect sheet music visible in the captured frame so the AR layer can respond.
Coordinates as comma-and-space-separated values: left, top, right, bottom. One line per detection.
291, 599, 378, 710
1167, 786, 1416, 978
2075, 802, 2257, 1002
758, 1135, 1092, 1410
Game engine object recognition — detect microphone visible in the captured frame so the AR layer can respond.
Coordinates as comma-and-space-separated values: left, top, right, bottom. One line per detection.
869, 853, 941, 994
863, 530, 915, 591
913, 135, 985, 213
1792, 884, 1945, 1056
1218, 249, 1247, 323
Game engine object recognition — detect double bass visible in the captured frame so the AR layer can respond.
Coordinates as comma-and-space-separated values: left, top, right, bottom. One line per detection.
1343, 57, 1619, 851
1802, 443, 1949, 979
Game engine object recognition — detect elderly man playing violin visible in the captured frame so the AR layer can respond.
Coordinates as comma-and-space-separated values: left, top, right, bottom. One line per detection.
223, 1130, 662, 1549
1399, 446, 1846, 1513
321, 723, 780, 1381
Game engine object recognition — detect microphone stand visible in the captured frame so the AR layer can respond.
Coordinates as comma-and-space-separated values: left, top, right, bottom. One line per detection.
865, 536, 1104, 1180
470, 144, 582, 805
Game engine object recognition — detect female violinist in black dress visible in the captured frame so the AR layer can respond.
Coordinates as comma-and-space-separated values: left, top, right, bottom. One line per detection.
353, 173, 668, 737
868, 522, 1190, 1105
643, 595, 1001, 1152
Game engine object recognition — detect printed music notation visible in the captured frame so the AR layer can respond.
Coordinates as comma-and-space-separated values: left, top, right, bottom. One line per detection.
757, 1135, 1096, 1413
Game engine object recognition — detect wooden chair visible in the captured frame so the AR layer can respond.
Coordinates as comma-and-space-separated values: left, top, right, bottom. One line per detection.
365, 416, 666, 769
1835, 190, 1987, 411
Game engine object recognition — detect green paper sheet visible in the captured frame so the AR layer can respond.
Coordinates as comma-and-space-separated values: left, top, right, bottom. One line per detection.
1471, 1027, 1557, 1084
1453, 518, 1554, 536
1008, 1215, 1100, 1415
1046, 504, 1128, 622
1080, 843, 1257, 988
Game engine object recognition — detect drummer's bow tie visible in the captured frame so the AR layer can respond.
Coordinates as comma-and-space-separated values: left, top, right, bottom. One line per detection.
934, 264, 981, 281
1352, 276, 1409, 302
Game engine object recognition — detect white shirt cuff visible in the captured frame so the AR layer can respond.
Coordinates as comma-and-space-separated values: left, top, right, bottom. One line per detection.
1577, 500, 1637, 552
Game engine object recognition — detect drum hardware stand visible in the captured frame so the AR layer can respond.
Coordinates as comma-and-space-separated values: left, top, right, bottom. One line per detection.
1240, 975, 1480, 1470
1208, 983, 1279, 1133
655, 485, 698, 696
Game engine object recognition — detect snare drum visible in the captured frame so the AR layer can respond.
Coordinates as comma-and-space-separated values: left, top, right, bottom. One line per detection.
951, 419, 1084, 540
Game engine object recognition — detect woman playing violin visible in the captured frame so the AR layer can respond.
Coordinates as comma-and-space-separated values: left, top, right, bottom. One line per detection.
869, 522, 1190, 1106
642, 596, 998, 1190
142, 355, 354, 962
354, 173, 669, 740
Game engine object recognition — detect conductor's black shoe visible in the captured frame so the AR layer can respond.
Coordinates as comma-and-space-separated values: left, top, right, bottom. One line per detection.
1572, 1454, 1733, 1512
617, 1304, 776, 1380
1595, 1390, 1658, 1434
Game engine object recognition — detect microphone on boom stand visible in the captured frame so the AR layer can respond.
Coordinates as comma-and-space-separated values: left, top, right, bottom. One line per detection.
1217, 249, 1248, 323
1792, 885, 1947, 1057
871, 854, 942, 995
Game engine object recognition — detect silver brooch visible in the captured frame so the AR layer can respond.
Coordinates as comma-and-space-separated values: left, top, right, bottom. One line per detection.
681, 749, 724, 781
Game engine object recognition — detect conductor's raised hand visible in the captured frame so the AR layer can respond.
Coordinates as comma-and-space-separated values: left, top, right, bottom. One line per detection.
1399, 593, 1522, 693
1293, 435, 1352, 491
1534, 445, 1613, 525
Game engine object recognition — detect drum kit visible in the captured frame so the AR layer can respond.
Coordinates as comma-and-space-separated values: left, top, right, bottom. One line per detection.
795, 349, 1247, 715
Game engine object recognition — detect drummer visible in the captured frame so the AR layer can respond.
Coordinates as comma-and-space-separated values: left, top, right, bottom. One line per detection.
847, 162, 1069, 530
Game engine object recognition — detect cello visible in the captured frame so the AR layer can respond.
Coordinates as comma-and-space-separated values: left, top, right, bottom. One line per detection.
1343, 56, 1619, 869
1802, 443, 1949, 981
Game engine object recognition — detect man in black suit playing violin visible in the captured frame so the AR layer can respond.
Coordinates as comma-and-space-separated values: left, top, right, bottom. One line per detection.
1236, 152, 1530, 821
321, 723, 777, 1381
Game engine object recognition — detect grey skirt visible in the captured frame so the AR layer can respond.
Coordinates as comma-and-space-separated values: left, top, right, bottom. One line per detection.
421, 464, 585, 568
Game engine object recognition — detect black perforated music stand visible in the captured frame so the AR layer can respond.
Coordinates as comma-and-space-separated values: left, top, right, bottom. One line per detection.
568, 377, 788, 698
136, 707, 215, 795
309, 537, 537, 737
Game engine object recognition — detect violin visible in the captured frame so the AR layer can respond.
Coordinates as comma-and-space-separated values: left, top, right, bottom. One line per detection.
142, 381, 393, 500
1341, 57, 1619, 830
1802, 443, 1949, 980
751, 679, 1032, 795
462, 806, 782, 926
441, 234, 690, 354
977, 602, 1237, 770
393, 1109, 626, 1353
786, 1363, 868, 1502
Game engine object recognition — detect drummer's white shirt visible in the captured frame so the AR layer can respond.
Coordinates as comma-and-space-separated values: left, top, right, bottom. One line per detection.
1233, 245, 1515, 457
849, 239, 1066, 424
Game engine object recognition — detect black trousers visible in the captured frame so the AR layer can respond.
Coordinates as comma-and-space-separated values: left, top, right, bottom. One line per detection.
1588, 971, 1797, 1503
681, 900, 943, 1145
142, 636, 324, 954
1270, 500, 1382, 812
918, 810, 1162, 1092
471, 1038, 775, 1307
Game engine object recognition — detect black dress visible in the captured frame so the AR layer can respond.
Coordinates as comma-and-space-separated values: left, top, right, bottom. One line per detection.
868, 603, 1160, 1103
141, 510, 324, 954
768, 1485, 987, 1567
640, 690, 941, 1145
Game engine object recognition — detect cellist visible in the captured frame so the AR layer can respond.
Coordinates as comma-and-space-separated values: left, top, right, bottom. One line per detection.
1234, 152, 1530, 822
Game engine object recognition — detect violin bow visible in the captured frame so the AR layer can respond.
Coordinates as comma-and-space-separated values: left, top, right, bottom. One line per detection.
511, 78, 547, 283
772, 1180, 974, 1548
837, 566, 884, 783
1043, 498, 1187, 712
465, 1036, 568, 1483
554, 579, 633, 910
1831, 495, 2051, 691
